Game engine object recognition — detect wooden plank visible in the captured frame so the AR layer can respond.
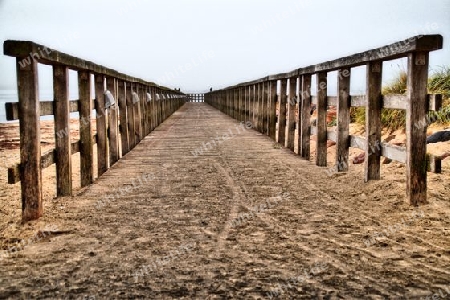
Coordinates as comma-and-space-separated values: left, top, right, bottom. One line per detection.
3, 40, 183, 93
250, 85, 255, 127
5, 100, 80, 121
107, 77, 119, 165
78, 70, 94, 187
243, 86, 251, 123
311, 96, 337, 107
313, 35, 443, 72
151, 86, 157, 131
9, 140, 82, 184
95, 74, 108, 176
126, 83, 136, 149
268, 80, 277, 140
197, 35, 443, 95
316, 72, 327, 167
382, 143, 406, 164
285, 77, 296, 150
239, 87, 244, 122
277, 79, 287, 145
133, 86, 141, 144
350, 95, 366, 107
383, 94, 407, 110
235, 88, 239, 120
350, 135, 365, 150
261, 82, 268, 135
350, 135, 406, 163
236, 88, 240, 121
336, 68, 351, 172
406, 51, 429, 205
16, 57, 42, 221
247, 86, 252, 125
118, 80, 129, 156
257, 84, 262, 131
429, 155, 441, 173
428, 94, 442, 111
300, 74, 312, 159
364, 61, 383, 182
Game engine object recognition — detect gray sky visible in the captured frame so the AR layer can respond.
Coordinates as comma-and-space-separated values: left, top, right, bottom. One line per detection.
0, 0, 449, 93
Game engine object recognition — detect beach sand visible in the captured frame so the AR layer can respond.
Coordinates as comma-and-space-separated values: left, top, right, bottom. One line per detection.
0, 118, 449, 251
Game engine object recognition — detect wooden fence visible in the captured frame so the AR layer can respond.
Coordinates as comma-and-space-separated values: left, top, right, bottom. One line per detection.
205, 34, 444, 206
3, 40, 186, 222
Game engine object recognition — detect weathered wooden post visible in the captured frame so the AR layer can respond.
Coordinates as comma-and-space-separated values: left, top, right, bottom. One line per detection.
336, 68, 351, 172
126, 82, 136, 149
118, 80, 129, 156
406, 51, 429, 205
16, 56, 43, 221
53, 65, 72, 196
364, 61, 382, 181
95, 74, 108, 176
262, 81, 268, 135
150, 86, 156, 130
316, 72, 327, 167
300, 74, 311, 159
268, 80, 277, 140
78, 71, 94, 187
286, 77, 296, 151
278, 79, 287, 145
257, 84, 262, 131
133, 84, 141, 144
107, 77, 119, 165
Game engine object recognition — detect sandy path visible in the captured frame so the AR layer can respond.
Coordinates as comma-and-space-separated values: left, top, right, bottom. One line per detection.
0, 103, 449, 299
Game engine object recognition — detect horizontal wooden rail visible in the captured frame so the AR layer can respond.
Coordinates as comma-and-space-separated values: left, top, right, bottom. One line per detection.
309, 94, 442, 110
3, 40, 187, 222
205, 34, 444, 207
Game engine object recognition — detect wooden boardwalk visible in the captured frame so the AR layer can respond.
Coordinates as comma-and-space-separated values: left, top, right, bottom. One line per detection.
1, 103, 449, 299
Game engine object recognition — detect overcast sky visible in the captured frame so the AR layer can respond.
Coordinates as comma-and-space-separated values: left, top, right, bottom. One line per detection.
0, 0, 449, 93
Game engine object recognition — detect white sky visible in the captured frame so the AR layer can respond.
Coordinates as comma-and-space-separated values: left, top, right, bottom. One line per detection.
0, 0, 449, 93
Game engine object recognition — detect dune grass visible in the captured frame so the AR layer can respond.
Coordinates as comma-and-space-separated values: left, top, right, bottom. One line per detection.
349, 66, 450, 131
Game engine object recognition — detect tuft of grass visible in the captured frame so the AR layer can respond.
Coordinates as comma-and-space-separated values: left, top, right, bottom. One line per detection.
428, 66, 450, 99
350, 67, 450, 130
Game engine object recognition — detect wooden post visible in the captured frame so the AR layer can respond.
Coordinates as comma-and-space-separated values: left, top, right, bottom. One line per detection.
238, 87, 243, 121
364, 61, 382, 181
107, 77, 119, 165
262, 81, 268, 135
300, 74, 312, 159
406, 51, 429, 205
257, 83, 263, 131
246, 87, 250, 123
53, 65, 72, 196
235, 88, 239, 120
336, 68, 351, 172
316, 72, 327, 167
228, 90, 232, 117
278, 79, 287, 145
95, 74, 108, 176
151, 86, 156, 130
268, 80, 277, 140
286, 77, 296, 151
118, 80, 129, 156
126, 82, 136, 149
134, 84, 141, 144
78, 71, 94, 187
17, 58, 43, 221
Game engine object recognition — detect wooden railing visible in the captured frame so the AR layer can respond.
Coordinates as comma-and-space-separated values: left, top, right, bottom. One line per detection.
205, 35, 444, 206
3, 40, 186, 222
187, 93, 205, 102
